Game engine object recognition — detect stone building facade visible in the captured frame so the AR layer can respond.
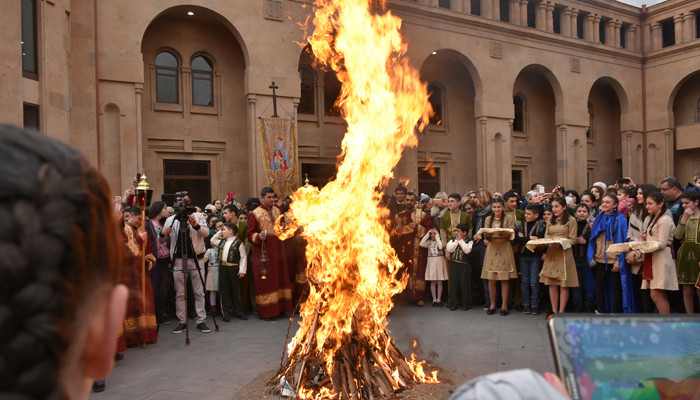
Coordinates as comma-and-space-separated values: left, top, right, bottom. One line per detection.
2, 0, 699, 203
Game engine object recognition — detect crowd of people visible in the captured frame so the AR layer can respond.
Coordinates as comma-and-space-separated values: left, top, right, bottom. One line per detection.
384, 174, 700, 319
3, 123, 698, 399
113, 170, 700, 349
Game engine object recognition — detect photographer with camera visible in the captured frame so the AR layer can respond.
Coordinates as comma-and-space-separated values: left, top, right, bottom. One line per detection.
160, 192, 212, 333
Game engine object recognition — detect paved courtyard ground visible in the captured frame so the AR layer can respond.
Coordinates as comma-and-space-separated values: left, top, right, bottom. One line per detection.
91, 305, 555, 399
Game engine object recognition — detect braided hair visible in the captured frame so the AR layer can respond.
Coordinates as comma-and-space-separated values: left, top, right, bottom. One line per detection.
0, 125, 122, 399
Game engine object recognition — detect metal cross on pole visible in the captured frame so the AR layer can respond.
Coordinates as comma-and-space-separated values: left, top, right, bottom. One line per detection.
269, 81, 279, 117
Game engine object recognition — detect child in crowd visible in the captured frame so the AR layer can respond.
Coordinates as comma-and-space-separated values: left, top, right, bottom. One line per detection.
420, 228, 448, 306
571, 204, 592, 312
446, 223, 474, 311
515, 204, 547, 315
616, 186, 635, 218
479, 198, 517, 316
542, 206, 553, 223
675, 190, 700, 314
202, 220, 224, 313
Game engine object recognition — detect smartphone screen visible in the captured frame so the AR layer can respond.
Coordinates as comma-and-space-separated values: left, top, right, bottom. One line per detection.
548, 316, 700, 400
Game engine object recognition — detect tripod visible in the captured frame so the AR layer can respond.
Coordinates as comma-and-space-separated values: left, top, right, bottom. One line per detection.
173, 216, 219, 345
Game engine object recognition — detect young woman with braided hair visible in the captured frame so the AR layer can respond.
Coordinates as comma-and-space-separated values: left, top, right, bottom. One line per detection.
0, 125, 128, 399
641, 191, 679, 314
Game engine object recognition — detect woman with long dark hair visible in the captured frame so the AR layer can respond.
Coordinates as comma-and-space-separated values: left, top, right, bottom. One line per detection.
539, 197, 579, 314
626, 184, 660, 313
479, 197, 517, 315
640, 192, 678, 314
587, 195, 634, 313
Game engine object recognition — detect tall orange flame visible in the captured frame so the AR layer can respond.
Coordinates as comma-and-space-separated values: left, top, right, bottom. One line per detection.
277, 0, 435, 397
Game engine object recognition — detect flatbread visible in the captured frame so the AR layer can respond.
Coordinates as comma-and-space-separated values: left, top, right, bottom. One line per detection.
606, 241, 659, 256
476, 228, 515, 240
525, 237, 572, 251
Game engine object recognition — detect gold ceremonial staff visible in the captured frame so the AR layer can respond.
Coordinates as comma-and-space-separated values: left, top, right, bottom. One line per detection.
135, 174, 153, 347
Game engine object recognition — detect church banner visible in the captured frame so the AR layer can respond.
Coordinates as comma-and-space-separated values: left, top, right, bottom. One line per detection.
259, 117, 298, 198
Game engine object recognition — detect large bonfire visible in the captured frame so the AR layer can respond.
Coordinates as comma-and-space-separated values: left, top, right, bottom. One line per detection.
273, 0, 438, 398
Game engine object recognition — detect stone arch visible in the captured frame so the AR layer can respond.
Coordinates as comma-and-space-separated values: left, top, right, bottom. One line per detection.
511, 64, 558, 188
667, 70, 700, 126
419, 49, 483, 115
142, 5, 250, 68
587, 77, 624, 184
590, 76, 630, 116
140, 5, 249, 204
417, 49, 480, 192
669, 70, 700, 184
514, 64, 564, 122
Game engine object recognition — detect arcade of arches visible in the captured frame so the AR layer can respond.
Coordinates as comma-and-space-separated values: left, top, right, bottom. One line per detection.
2, 0, 700, 200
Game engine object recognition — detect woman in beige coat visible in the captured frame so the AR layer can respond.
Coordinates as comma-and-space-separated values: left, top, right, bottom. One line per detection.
640, 192, 678, 314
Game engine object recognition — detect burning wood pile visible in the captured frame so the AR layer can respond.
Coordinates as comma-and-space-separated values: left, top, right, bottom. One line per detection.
270, 0, 439, 398
274, 304, 437, 399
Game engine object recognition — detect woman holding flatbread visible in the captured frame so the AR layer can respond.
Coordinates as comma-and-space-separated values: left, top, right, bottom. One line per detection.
641, 191, 678, 314
539, 197, 579, 314
479, 197, 516, 316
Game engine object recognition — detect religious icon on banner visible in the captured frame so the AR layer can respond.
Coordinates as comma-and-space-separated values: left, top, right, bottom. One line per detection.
259, 117, 298, 198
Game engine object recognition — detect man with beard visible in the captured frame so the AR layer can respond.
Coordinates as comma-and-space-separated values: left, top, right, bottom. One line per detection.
247, 187, 293, 319
394, 192, 432, 306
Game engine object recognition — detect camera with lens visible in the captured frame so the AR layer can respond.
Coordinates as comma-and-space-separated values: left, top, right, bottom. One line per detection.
173, 191, 196, 222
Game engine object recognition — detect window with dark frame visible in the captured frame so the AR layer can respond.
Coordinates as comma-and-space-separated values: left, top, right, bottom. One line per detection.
499, 0, 510, 22
323, 72, 342, 117
428, 83, 443, 126
576, 13, 585, 39
527, 1, 536, 28
599, 18, 608, 44
661, 19, 675, 47
587, 102, 594, 140
21, 0, 38, 78
155, 51, 179, 104
620, 25, 627, 49
438, 0, 451, 9
163, 160, 211, 209
511, 170, 523, 196
470, 0, 481, 16
23, 103, 39, 130
191, 56, 213, 107
552, 7, 561, 34
418, 167, 441, 200
299, 66, 315, 115
513, 95, 524, 132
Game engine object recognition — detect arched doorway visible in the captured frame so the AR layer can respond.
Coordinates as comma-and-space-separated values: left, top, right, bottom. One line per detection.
671, 71, 700, 183
587, 77, 626, 187
512, 65, 559, 190
418, 49, 478, 195
140, 6, 247, 206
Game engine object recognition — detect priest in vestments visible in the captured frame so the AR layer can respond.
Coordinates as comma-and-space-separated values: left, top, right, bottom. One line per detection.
394, 192, 432, 306
121, 208, 158, 346
247, 187, 293, 319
